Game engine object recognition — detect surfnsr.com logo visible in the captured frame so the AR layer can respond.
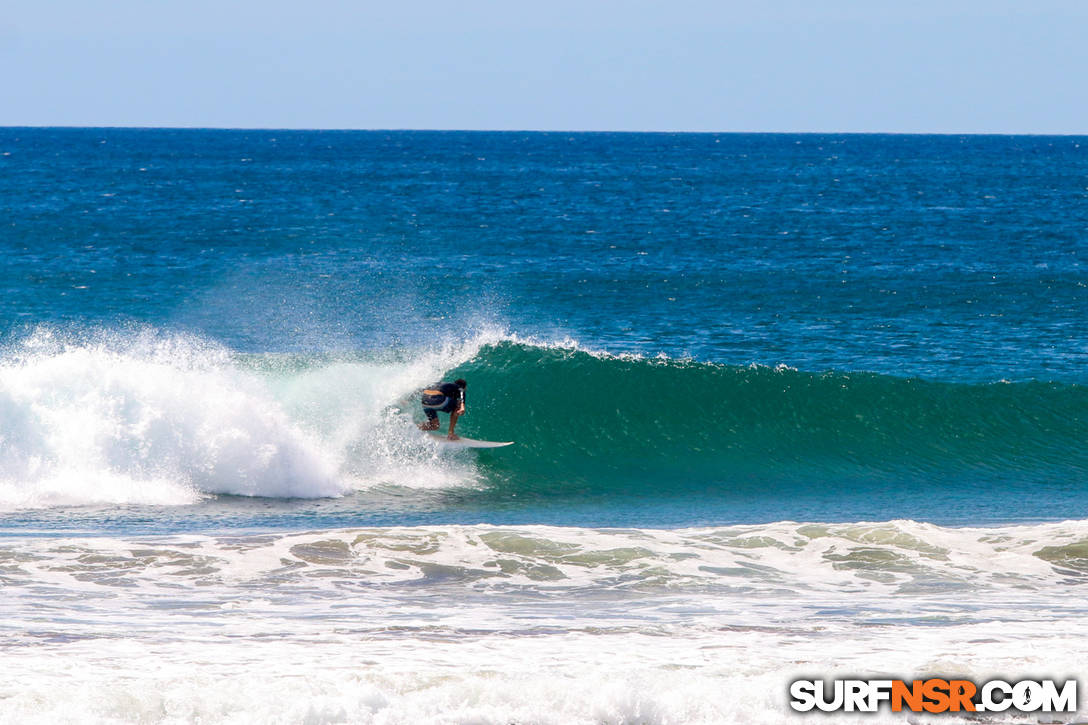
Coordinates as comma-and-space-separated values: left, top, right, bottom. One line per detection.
789, 678, 1078, 714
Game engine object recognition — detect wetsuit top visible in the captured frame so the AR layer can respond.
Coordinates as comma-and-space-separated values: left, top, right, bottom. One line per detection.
438, 382, 464, 405
422, 382, 465, 407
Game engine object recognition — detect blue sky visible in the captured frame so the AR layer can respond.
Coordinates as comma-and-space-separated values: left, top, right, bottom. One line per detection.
2, 1, 1086, 132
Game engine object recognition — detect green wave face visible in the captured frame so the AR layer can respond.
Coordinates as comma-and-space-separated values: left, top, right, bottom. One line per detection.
450, 342, 1088, 495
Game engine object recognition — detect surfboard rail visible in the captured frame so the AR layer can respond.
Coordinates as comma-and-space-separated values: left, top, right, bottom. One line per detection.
428, 434, 514, 448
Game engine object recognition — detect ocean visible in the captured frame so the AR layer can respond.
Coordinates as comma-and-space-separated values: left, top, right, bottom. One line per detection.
0, 128, 1085, 723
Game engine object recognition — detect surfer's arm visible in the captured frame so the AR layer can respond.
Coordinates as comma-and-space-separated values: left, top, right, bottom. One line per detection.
447, 408, 461, 439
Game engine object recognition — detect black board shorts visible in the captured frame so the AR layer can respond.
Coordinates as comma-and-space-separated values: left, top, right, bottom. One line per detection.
422, 393, 458, 420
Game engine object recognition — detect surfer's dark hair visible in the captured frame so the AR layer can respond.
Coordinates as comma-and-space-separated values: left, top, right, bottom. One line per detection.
454, 378, 467, 388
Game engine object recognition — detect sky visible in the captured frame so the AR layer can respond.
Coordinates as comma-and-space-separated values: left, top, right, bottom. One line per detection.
2, 0, 1087, 133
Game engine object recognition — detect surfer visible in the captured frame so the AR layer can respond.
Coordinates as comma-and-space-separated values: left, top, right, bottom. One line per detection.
418, 379, 467, 440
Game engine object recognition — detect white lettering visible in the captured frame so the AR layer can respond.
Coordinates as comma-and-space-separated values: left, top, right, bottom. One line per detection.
981, 680, 1012, 712
816, 680, 844, 712
867, 680, 894, 710
789, 680, 817, 712
845, 681, 869, 712
1041, 680, 1077, 712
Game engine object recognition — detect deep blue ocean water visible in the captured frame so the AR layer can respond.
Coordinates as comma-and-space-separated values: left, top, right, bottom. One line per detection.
0, 129, 1085, 533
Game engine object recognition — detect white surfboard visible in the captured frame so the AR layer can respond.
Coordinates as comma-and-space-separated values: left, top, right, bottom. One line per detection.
429, 434, 513, 449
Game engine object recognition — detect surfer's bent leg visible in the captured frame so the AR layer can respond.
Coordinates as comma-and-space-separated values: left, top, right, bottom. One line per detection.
418, 404, 441, 431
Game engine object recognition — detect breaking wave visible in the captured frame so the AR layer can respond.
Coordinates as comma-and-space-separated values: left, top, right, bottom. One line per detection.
1, 327, 1084, 509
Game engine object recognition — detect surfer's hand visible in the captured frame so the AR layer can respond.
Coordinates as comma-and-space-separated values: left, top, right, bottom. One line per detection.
457, 406, 465, 415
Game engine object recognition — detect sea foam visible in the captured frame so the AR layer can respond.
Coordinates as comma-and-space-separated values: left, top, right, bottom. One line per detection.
0, 329, 343, 507
0, 327, 502, 509
4, 520, 1088, 723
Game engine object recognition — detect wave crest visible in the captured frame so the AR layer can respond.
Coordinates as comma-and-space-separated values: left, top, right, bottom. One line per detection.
452, 340, 1088, 492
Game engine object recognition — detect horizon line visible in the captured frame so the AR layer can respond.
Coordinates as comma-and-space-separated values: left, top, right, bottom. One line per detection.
1, 125, 1086, 137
